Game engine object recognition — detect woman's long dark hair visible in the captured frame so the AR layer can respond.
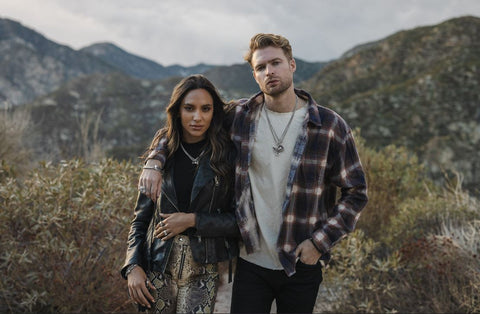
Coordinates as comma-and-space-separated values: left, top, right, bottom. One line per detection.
145, 74, 232, 180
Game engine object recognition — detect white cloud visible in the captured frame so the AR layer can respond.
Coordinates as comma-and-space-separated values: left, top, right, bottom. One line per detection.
1, 0, 479, 66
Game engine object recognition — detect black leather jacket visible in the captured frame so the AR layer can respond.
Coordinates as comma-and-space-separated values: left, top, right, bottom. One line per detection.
121, 154, 239, 279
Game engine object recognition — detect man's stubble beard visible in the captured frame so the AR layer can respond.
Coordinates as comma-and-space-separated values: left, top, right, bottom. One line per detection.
261, 78, 294, 98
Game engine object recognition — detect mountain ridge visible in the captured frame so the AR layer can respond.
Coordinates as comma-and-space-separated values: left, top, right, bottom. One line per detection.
301, 15, 480, 192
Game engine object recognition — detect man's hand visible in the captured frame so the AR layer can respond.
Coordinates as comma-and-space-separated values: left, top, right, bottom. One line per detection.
294, 239, 321, 265
138, 159, 163, 202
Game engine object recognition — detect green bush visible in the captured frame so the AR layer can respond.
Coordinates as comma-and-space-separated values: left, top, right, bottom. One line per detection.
354, 131, 433, 243
0, 159, 140, 313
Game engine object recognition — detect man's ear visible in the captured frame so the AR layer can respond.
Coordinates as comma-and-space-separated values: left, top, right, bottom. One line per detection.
290, 58, 296, 73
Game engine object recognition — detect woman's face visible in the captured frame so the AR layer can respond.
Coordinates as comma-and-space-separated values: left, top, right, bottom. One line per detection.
180, 88, 214, 143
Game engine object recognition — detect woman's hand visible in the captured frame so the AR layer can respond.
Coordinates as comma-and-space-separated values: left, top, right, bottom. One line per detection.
154, 213, 196, 241
138, 159, 163, 202
127, 266, 155, 309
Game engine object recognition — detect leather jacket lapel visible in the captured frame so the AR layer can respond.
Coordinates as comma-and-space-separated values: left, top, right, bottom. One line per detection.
190, 156, 215, 204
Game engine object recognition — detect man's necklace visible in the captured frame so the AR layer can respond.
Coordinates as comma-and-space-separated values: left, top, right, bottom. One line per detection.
180, 142, 206, 165
263, 95, 298, 156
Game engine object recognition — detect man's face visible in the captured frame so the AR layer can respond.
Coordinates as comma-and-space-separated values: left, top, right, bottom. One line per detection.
251, 46, 296, 97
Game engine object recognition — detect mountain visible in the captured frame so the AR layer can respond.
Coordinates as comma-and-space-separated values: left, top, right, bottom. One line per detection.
0, 18, 116, 105
0, 18, 214, 106
80, 42, 214, 79
25, 72, 181, 161
3, 15, 479, 194
301, 15, 480, 192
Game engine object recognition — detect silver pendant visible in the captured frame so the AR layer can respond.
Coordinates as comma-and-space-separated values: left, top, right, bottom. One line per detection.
273, 144, 284, 156
192, 160, 199, 166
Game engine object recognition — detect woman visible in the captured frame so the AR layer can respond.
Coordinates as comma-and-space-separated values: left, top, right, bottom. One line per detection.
121, 75, 239, 313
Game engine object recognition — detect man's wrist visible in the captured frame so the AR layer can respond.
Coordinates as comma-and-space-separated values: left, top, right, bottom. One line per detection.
145, 159, 163, 169
143, 164, 162, 173
125, 264, 138, 277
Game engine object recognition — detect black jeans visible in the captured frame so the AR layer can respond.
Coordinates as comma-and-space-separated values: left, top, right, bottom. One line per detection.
231, 258, 323, 313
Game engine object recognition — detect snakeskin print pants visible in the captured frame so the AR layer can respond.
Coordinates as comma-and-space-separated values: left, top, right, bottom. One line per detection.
147, 235, 219, 314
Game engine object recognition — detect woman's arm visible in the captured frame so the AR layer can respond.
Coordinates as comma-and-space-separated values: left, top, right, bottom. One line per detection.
195, 211, 240, 237
121, 193, 155, 278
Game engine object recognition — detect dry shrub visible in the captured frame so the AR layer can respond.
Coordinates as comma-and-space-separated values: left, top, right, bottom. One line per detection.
0, 159, 140, 313
354, 131, 430, 242
317, 230, 403, 313
320, 230, 479, 313
386, 173, 479, 250
399, 235, 480, 313
315, 133, 480, 313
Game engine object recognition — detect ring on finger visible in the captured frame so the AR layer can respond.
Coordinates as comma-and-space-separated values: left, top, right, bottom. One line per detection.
163, 230, 168, 237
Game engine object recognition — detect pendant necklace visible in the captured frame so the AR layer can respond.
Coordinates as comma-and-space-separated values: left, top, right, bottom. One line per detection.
180, 142, 206, 166
263, 95, 298, 156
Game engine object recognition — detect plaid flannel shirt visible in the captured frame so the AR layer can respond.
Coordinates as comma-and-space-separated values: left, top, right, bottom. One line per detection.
148, 88, 368, 276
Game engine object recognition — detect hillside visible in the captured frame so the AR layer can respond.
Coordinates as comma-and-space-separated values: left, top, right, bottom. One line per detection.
80, 42, 214, 79
301, 15, 480, 193
25, 72, 180, 161
0, 18, 116, 105
0, 18, 213, 106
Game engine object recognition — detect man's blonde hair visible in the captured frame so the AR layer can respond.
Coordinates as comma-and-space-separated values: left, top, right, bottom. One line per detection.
244, 33, 293, 66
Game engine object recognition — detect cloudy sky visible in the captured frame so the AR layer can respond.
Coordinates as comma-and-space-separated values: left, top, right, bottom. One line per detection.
1, 0, 479, 66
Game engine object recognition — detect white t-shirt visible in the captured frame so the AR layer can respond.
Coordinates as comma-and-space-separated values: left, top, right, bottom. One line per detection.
240, 104, 307, 269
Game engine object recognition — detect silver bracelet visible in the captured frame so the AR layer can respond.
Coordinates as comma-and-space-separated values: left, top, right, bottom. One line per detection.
143, 164, 162, 173
125, 264, 138, 277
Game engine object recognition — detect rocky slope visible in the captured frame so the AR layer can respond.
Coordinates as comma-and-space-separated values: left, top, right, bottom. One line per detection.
80, 42, 214, 79
26, 72, 179, 161
0, 18, 211, 106
0, 18, 115, 105
301, 15, 480, 192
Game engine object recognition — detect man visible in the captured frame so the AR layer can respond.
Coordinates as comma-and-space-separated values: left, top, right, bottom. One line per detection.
139, 33, 368, 313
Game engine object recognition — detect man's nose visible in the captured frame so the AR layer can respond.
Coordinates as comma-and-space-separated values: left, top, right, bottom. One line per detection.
266, 64, 274, 75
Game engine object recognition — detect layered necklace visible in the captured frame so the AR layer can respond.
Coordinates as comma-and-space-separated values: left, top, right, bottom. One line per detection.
180, 142, 207, 166
263, 95, 298, 156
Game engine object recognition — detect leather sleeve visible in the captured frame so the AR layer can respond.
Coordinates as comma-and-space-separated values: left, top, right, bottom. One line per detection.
120, 192, 154, 279
195, 211, 240, 237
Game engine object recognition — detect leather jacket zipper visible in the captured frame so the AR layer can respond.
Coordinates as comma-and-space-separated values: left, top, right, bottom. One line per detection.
178, 242, 187, 279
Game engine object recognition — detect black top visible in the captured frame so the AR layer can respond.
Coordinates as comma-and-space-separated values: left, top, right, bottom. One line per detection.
173, 139, 208, 212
